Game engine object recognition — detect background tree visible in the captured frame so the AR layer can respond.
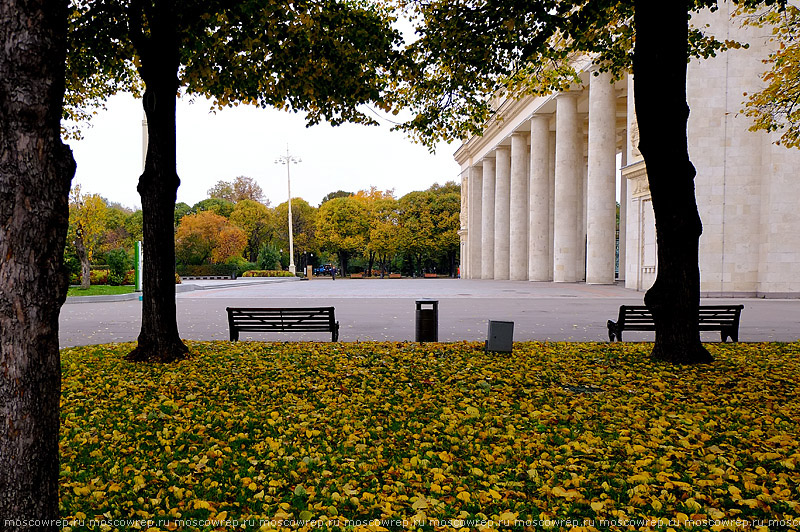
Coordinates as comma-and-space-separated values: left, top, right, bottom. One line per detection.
0, 0, 75, 523
230, 199, 273, 262
174, 201, 192, 227
367, 196, 401, 277
320, 190, 354, 205
316, 196, 369, 275
175, 210, 239, 265
273, 198, 318, 268
191, 197, 235, 219
68, 186, 108, 289
741, 2, 800, 148
355, 187, 396, 275
208, 175, 267, 204
212, 225, 248, 264
427, 182, 461, 276
395, 0, 762, 363
397, 190, 436, 276
66, 0, 404, 362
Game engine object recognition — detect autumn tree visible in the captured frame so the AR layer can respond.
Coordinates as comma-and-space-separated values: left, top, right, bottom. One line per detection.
230, 199, 274, 262
355, 187, 396, 275
175, 210, 245, 265
316, 196, 369, 275
741, 3, 800, 148
367, 196, 401, 277
272, 198, 318, 267
397, 190, 436, 276
68, 186, 108, 289
0, 0, 75, 524
66, 0, 404, 362
396, 0, 772, 364
208, 176, 267, 204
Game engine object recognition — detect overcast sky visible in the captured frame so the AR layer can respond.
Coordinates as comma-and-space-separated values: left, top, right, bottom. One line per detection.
65, 93, 461, 210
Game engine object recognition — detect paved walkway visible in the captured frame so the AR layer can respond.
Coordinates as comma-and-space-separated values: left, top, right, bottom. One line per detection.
59, 278, 800, 347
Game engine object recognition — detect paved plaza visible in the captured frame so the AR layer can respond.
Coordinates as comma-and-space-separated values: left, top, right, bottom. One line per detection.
59, 277, 800, 348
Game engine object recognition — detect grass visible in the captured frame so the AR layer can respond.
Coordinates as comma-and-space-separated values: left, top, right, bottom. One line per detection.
59, 341, 800, 531
67, 285, 135, 297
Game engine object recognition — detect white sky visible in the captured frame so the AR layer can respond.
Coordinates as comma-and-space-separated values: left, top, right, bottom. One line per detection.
66, 93, 461, 210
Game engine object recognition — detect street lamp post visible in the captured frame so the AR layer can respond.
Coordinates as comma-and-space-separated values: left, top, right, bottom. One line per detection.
275, 146, 301, 274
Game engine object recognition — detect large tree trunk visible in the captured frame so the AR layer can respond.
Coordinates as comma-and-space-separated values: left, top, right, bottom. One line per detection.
0, 0, 75, 527
633, 0, 712, 364
126, 2, 188, 363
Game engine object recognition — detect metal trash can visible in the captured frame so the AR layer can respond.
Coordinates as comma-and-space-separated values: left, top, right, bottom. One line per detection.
415, 299, 439, 342
486, 320, 514, 353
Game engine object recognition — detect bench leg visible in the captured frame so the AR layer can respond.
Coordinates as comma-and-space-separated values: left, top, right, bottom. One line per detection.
332, 323, 339, 342
230, 328, 239, 342
607, 320, 618, 342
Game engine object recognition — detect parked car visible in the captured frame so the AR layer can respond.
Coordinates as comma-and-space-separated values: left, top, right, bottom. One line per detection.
315, 264, 334, 276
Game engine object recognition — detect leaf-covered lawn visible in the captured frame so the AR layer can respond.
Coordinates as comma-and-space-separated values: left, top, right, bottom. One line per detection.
60, 342, 800, 531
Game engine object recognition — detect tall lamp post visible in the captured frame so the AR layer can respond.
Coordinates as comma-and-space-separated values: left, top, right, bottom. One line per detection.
275, 146, 301, 274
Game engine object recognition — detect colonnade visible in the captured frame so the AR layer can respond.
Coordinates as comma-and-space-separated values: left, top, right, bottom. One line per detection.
463, 71, 623, 284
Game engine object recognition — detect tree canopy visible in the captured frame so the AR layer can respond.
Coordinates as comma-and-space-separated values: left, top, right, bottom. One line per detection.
208, 176, 267, 204
741, 2, 800, 148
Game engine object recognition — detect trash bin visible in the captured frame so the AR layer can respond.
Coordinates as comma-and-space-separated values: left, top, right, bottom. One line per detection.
415, 299, 439, 342
485, 320, 514, 353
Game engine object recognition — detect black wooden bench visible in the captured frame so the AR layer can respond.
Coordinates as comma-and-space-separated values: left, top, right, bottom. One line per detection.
226, 307, 339, 341
607, 304, 743, 342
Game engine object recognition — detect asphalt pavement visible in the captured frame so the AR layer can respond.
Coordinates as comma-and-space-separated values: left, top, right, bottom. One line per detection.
58, 277, 800, 348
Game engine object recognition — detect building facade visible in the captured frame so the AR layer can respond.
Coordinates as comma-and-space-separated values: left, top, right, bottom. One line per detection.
457, 6, 800, 297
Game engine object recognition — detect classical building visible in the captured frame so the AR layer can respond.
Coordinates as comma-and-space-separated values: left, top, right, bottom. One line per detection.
457, 6, 800, 297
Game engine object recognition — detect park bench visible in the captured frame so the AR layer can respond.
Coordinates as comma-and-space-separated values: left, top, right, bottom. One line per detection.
607, 304, 743, 342
226, 307, 339, 342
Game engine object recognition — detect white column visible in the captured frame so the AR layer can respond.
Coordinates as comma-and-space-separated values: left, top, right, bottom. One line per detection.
468, 165, 482, 279
528, 115, 550, 280
481, 157, 496, 279
553, 93, 581, 282
618, 147, 627, 280
577, 129, 588, 281
548, 131, 556, 280
509, 133, 529, 280
586, 71, 618, 284
494, 146, 511, 280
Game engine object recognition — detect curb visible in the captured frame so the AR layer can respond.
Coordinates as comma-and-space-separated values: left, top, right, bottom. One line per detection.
64, 277, 300, 304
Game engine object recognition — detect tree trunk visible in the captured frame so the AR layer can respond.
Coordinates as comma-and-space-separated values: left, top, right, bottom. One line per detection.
126, 3, 188, 363
75, 229, 91, 289
338, 250, 350, 277
367, 251, 375, 277
0, 0, 75, 527
633, 0, 712, 364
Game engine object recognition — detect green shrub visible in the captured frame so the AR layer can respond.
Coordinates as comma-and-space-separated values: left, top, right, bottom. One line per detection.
106, 249, 131, 285
257, 244, 282, 271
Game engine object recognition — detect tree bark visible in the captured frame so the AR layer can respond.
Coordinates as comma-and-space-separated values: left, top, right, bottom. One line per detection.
0, 0, 75, 527
633, 0, 713, 364
126, 1, 188, 363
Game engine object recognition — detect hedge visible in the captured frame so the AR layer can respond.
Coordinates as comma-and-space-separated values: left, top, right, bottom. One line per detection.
70, 269, 135, 286
176, 264, 238, 277
241, 270, 295, 278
